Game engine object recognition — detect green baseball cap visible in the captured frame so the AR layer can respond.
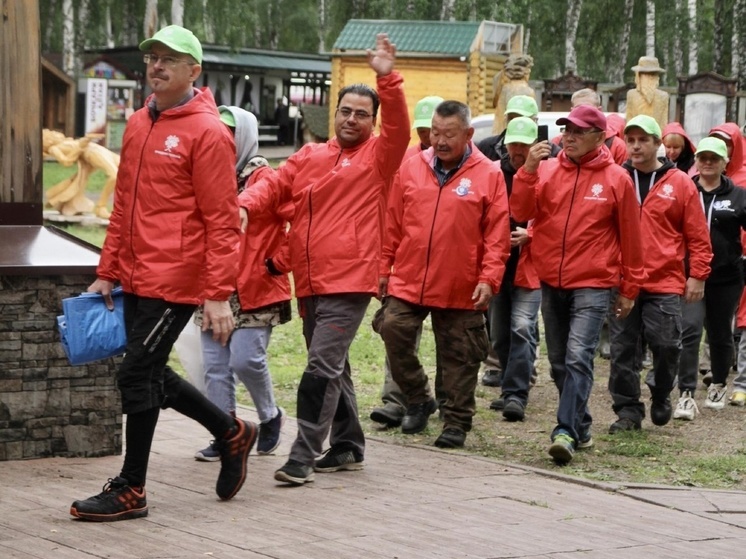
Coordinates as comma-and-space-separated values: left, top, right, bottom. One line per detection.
139, 25, 203, 64
218, 106, 236, 128
412, 96, 444, 129
504, 117, 538, 145
695, 137, 728, 159
624, 115, 661, 138
505, 95, 538, 118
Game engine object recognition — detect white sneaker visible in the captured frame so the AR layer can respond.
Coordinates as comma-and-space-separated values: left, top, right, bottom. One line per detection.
705, 383, 727, 410
673, 390, 699, 421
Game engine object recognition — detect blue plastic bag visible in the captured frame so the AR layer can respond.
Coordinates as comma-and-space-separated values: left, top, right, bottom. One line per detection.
57, 287, 127, 366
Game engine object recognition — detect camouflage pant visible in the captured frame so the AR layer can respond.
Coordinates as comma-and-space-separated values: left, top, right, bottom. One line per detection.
380, 296, 489, 432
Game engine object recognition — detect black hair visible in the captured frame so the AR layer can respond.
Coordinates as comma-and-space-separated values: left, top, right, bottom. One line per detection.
337, 83, 380, 117
434, 100, 471, 128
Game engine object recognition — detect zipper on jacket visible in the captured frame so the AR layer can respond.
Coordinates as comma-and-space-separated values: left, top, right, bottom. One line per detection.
129, 120, 157, 288
559, 164, 581, 287
305, 147, 345, 294
420, 165, 461, 303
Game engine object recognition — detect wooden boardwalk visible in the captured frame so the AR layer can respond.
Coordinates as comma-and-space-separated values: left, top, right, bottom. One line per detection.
1, 408, 744, 558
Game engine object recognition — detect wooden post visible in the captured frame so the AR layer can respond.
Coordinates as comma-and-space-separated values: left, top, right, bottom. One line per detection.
0, 0, 42, 224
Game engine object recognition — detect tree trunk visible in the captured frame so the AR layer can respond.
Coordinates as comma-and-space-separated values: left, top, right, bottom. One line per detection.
645, 0, 656, 57
144, 0, 158, 38
441, 0, 455, 22
61, 0, 75, 76
611, 0, 634, 83
318, 0, 326, 52
202, 0, 215, 43
171, 0, 184, 27
713, 0, 725, 74
673, 0, 684, 76
565, 0, 582, 74
104, 3, 114, 48
733, 0, 746, 84
688, 0, 698, 74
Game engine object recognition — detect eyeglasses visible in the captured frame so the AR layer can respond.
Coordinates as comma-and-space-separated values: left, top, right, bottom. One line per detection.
561, 127, 602, 138
336, 107, 373, 120
143, 54, 194, 68
696, 154, 723, 163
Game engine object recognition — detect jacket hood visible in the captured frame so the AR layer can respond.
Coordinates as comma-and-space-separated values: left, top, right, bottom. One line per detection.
606, 113, 626, 139
662, 122, 695, 153
223, 107, 259, 172
694, 173, 736, 196
557, 144, 614, 170
709, 122, 746, 178
622, 157, 675, 181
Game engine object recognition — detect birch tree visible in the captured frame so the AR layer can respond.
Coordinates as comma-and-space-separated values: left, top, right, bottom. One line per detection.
441, 0, 455, 21
646, 0, 656, 57
673, 0, 684, 76
611, 0, 635, 82
565, 0, 582, 74
61, 0, 75, 75
171, 0, 184, 27
318, 0, 326, 52
734, 0, 746, 83
144, 0, 158, 38
202, 0, 215, 43
688, 0, 698, 74
713, 0, 726, 74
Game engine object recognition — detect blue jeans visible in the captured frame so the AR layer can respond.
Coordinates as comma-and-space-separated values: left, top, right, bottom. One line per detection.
201, 326, 278, 423
488, 284, 541, 406
541, 285, 611, 443
608, 290, 681, 423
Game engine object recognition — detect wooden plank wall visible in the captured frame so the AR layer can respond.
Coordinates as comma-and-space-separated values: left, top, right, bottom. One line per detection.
329, 53, 506, 144
0, 0, 42, 212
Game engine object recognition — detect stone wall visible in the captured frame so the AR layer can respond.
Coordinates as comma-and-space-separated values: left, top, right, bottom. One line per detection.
0, 274, 121, 460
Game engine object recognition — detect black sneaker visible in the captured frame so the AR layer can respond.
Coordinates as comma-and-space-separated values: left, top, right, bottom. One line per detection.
370, 404, 404, 427
401, 398, 438, 434
650, 397, 672, 426
482, 369, 503, 387
434, 427, 466, 448
502, 399, 525, 422
608, 417, 641, 434
314, 446, 364, 472
257, 407, 285, 455
70, 477, 148, 522
215, 418, 258, 500
489, 397, 505, 411
274, 459, 315, 485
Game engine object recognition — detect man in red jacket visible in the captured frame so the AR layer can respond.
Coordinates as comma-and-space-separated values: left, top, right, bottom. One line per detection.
512, 105, 645, 465
71, 25, 255, 522
608, 115, 711, 434
239, 33, 411, 485
379, 100, 511, 448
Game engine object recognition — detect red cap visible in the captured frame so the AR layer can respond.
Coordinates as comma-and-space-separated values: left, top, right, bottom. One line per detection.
556, 105, 607, 131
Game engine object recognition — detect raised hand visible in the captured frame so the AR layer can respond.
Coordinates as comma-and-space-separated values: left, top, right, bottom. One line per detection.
367, 33, 396, 77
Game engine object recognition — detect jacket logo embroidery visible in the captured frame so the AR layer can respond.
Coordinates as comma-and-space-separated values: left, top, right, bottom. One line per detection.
164, 135, 180, 152
657, 183, 676, 200
341, 157, 351, 167
714, 200, 734, 212
154, 135, 183, 159
453, 178, 472, 197
584, 183, 607, 201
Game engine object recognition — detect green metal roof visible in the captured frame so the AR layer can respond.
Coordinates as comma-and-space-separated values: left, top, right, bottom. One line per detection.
333, 20, 481, 57
202, 49, 330, 74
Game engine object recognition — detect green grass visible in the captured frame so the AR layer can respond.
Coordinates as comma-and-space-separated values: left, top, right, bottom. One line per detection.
44, 161, 109, 194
